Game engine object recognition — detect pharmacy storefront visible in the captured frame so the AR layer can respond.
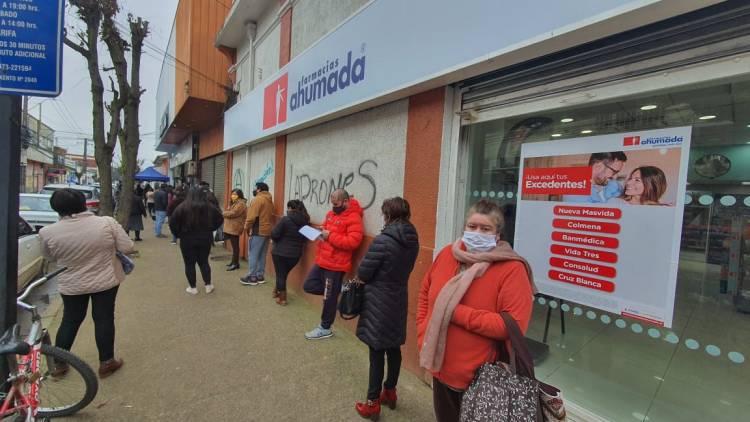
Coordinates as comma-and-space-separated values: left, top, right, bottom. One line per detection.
446, 3, 750, 420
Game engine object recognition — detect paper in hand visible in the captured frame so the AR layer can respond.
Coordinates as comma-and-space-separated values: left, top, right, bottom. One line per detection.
299, 225, 322, 241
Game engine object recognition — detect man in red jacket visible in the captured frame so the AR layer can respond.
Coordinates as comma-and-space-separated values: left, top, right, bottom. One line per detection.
303, 189, 364, 340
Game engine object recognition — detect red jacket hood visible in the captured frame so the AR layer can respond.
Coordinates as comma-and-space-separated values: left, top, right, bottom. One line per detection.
342, 198, 363, 217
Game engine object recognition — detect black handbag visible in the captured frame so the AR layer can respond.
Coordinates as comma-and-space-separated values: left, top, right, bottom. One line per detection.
338, 278, 365, 320
460, 312, 567, 422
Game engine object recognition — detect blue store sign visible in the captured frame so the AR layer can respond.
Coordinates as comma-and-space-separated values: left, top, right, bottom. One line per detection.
0, 0, 64, 97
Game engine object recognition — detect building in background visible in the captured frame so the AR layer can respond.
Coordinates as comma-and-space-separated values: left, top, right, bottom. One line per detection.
153, 154, 171, 179
154, 0, 232, 203
64, 153, 98, 185
20, 114, 55, 192
208, 1, 750, 420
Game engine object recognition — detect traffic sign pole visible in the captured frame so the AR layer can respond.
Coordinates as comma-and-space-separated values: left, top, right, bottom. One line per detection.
0, 93, 21, 358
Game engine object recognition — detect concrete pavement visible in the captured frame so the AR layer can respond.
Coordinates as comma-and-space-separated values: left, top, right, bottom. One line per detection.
42, 219, 434, 421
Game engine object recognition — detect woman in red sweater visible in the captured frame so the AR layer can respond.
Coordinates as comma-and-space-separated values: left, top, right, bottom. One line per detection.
416, 199, 535, 422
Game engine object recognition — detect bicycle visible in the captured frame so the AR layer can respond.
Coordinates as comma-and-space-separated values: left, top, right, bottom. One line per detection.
0, 267, 98, 421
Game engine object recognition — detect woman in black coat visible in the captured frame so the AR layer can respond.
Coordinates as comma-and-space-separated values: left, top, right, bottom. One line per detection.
354, 197, 419, 419
270, 200, 309, 305
169, 188, 224, 295
126, 190, 147, 241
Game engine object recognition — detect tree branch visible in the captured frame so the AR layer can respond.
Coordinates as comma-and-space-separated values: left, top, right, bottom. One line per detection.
63, 36, 90, 58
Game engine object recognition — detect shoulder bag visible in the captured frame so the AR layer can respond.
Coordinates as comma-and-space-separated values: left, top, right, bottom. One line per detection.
460, 312, 566, 422
338, 278, 365, 320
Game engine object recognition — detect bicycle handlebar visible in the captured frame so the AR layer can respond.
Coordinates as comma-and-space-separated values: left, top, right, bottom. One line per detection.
17, 267, 67, 308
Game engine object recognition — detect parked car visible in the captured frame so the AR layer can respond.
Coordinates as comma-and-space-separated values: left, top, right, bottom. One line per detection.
39, 183, 100, 214
19, 193, 58, 232
18, 216, 44, 292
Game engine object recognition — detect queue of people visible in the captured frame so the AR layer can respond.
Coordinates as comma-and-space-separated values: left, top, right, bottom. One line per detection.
40, 180, 537, 422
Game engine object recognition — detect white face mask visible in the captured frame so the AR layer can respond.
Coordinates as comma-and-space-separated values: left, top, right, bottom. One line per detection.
462, 231, 497, 252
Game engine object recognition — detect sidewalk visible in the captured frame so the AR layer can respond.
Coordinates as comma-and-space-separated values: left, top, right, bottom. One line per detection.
46, 219, 434, 421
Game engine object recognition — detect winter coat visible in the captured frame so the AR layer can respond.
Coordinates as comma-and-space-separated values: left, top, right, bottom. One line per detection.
154, 189, 169, 211
169, 202, 224, 240
39, 213, 135, 295
356, 221, 419, 350
315, 198, 364, 272
127, 194, 147, 231
244, 191, 274, 236
222, 199, 247, 236
270, 210, 309, 258
167, 196, 183, 217
416, 244, 534, 390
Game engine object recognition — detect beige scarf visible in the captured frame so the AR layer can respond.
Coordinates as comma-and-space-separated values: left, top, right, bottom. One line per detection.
419, 239, 536, 372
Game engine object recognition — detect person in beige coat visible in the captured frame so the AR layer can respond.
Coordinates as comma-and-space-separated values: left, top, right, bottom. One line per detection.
223, 188, 247, 271
39, 189, 134, 379
240, 182, 274, 285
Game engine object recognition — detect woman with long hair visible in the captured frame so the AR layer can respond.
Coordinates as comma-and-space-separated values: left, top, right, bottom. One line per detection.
169, 188, 224, 295
354, 197, 419, 420
416, 199, 535, 422
269, 199, 310, 305
167, 186, 187, 245
618, 166, 668, 205
126, 188, 147, 241
223, 189, 248, 271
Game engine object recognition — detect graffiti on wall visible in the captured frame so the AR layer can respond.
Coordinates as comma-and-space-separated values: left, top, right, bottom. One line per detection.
255, 162, 274, 184
233, 168, 245, 190
291, 159, 378, 209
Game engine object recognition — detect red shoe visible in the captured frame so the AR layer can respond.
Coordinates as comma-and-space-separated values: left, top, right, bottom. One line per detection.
355, 399, 381, 420
380, 388, 397, 409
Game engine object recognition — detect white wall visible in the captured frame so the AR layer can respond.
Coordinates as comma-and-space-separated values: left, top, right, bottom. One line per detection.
155, 19, 177, 145
291, 0, 370, 59
234, 1, 281, 99
231, 139, 276, 198
248, 139, 276, 196
286, 99, 408, 235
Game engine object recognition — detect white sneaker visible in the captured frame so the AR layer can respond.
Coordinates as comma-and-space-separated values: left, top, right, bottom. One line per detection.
185, 287, 198, 295
205, 284, 215, 294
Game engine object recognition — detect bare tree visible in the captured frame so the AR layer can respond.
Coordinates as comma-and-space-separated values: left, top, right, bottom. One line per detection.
64, 0, 148, 225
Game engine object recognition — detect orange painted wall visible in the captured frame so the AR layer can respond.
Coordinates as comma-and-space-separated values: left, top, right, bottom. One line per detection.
174, 0, 191, 113
174, 0, 231, 114
189, 0, 231, 103
198, 119, 224, 160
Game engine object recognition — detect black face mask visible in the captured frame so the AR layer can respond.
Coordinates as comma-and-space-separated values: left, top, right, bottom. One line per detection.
332, 205, 345, 215
252, 190, 258, 197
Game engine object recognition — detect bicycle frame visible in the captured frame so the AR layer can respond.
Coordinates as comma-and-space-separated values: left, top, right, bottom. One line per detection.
1, 267, 66, 422
0, 321, 45, 421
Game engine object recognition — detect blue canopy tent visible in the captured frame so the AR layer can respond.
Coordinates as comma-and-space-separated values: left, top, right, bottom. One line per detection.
134, 167, 170, 182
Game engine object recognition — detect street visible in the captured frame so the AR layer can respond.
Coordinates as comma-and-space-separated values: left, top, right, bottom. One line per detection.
39, 220, 434, 421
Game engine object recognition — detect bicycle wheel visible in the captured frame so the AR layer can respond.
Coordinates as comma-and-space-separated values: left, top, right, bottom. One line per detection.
33, 344, 98, 417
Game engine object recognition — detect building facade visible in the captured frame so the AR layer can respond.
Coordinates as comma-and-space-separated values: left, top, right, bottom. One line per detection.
155, 0, 233, 204
21, 114, 58, 192
156, 0, 750, 419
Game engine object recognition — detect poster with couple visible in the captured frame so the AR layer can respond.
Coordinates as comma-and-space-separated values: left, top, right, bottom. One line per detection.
514, 127, 691, 327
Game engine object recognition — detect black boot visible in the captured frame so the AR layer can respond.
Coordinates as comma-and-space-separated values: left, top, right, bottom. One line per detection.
226, 264, 240, 271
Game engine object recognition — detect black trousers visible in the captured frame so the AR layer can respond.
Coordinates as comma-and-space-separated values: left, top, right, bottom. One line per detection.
272, 254, 299, 292
225, 233, 240, 265
433, 377, 465, 422
179, 235, 212, 288
302, 264, 344, 329
56, 285, 119, 362
147, 203, 155, 218
367, 346, 402, 400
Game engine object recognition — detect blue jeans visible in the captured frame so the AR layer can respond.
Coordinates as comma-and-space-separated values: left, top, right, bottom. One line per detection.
245, 235, 269, 278
154, 211, 167, 236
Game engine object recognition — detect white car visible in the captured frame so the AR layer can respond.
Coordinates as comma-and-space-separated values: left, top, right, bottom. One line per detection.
19, 193, 59, 232
18, 216, 44, 292
40, 184, 100, 214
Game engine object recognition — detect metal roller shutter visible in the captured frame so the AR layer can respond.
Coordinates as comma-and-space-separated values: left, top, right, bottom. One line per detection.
213, 154, 227, 206
200, 157, 215, 188
460, 2, 750, 115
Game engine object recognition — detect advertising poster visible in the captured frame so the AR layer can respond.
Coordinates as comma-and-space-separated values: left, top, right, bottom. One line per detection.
514, 127, 691, 327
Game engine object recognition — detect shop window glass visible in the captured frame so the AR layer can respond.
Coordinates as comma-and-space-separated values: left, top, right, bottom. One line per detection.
464, 76, 750, 421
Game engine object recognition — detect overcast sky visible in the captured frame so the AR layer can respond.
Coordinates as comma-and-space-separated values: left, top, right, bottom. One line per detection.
31, 0, 179, 163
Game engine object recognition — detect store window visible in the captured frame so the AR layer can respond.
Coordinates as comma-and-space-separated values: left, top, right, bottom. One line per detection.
464, 75, 750, 420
